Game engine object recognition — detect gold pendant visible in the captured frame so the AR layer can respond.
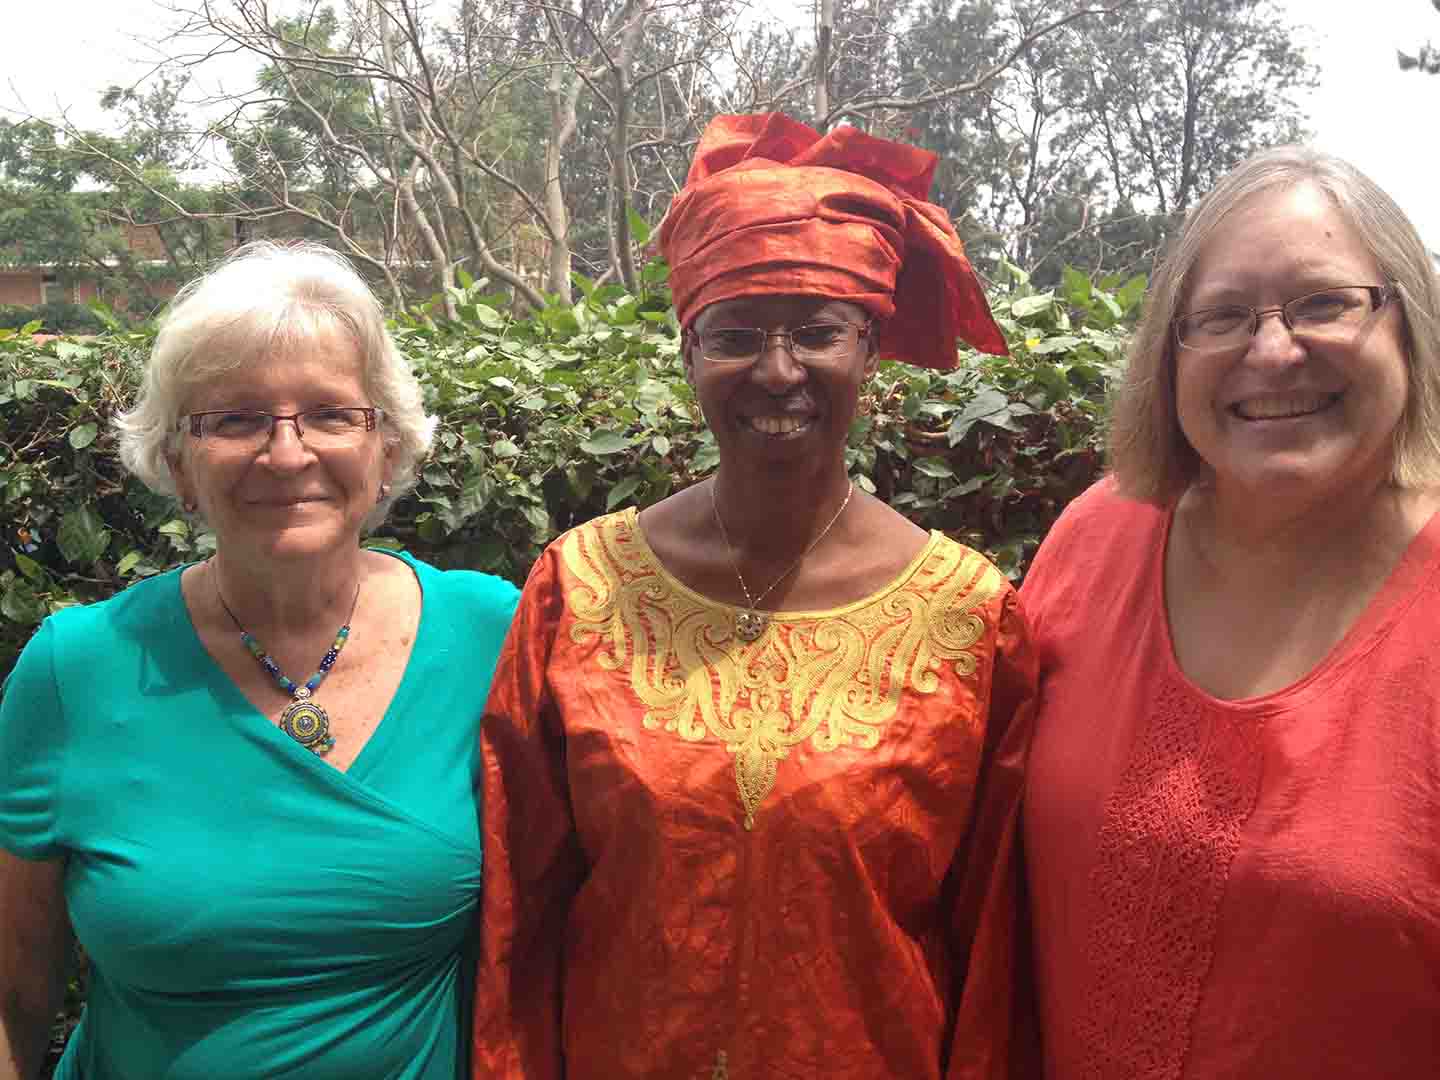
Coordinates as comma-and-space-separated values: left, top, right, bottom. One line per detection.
279, 697, 336, 756
734, 609, 768, 642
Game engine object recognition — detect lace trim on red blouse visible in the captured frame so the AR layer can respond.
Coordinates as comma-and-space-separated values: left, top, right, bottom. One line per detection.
1072, 676, 1265, 1079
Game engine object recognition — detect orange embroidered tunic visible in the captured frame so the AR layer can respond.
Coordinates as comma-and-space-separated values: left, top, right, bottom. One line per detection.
474, 509, 1039, 1079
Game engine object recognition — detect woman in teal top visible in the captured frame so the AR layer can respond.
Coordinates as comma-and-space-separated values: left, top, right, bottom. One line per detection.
0, 241, 517, 1080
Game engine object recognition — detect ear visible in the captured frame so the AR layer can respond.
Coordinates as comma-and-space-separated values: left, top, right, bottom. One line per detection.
681, 327, 698, 386
168, 448, 197, 513
862, 323, 882, 379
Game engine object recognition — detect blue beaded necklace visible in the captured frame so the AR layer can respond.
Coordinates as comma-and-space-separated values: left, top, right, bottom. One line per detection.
212, 561, 360, 757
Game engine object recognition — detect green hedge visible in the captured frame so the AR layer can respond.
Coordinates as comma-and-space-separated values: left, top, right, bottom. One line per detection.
2, 260, 1135, 683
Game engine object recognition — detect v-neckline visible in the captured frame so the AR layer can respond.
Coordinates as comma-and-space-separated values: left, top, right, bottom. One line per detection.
174, 549, 425, 779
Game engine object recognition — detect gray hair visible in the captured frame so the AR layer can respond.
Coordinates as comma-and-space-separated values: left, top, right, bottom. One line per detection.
115, 240, 435, 529
1109, 145, 1440, 504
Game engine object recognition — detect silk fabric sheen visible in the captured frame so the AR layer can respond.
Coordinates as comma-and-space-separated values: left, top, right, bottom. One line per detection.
474, 510, 1039, 1078
659, 112, 1007, 368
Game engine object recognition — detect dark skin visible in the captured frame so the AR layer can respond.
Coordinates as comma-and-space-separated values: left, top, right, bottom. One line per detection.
639, 295, 929, 612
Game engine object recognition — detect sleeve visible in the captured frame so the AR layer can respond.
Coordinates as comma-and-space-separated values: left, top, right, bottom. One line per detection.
944, 589, 1042, 1079
0, 620, 68, 859
473, 548, 588, 1079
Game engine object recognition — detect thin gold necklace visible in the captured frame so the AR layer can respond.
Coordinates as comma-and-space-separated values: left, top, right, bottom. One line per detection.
709, 478, 854, 642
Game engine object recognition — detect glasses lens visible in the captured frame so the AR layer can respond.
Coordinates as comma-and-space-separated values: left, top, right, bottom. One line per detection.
299, 407, 372, 445
700, 328, 765, 363
1177, 307, 1251, 351
1286, 287, 1375, 335
202, 411, 271, 442
790, 324, 857, 361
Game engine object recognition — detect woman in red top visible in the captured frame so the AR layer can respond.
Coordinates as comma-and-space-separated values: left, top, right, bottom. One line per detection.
1021, 145, 1440, 1077
474, 113, 1039, 1079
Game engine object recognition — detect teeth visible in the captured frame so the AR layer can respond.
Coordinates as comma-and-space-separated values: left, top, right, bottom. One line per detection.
749, 415, 808, 435
1235, 394, 1334, 420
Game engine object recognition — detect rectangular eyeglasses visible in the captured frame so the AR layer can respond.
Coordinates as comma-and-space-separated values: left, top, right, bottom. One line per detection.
1174, 284, 1395, 352
185, 406, 380, 450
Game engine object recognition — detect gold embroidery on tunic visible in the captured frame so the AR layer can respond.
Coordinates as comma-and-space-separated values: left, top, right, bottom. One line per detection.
711, 1049, 729, 1079
562, 512, 1003, 828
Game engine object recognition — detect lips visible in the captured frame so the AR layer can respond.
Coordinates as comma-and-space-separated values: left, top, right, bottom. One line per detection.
1231, 392, 1341, 421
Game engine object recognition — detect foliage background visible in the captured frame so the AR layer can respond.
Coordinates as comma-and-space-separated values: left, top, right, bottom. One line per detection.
2, 258, 1134, 677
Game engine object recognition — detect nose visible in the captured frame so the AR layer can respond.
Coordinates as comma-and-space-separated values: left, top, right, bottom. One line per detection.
1245, 308, 1305, 369
258, 417, 315, 470
747, 332, 808, 393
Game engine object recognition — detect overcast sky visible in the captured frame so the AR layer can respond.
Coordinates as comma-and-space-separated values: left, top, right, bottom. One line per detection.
5, 0, 1440, 244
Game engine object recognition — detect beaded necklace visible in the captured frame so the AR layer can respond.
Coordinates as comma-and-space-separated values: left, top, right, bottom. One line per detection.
212, 560, 360, 756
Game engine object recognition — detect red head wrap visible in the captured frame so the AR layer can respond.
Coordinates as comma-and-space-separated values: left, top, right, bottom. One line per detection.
659, 112, 1007, 369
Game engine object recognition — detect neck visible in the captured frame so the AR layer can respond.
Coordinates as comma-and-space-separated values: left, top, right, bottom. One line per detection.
1190, 474, 1416, 573
711, 462, 853, 558
209, 548, 364, 637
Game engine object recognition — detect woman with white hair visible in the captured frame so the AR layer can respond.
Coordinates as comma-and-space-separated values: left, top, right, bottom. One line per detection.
0, 241, 517, 1079
1021, 146, 1440, 1077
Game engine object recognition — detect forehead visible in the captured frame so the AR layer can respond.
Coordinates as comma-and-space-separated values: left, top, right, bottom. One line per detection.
1186, 183, 1380, 303
186, 320, 367, 408
693, 295, 869, 329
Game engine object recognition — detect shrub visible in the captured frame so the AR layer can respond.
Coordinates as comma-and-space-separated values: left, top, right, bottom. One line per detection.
2, 260, 1137, 683
0, 301, 110, 335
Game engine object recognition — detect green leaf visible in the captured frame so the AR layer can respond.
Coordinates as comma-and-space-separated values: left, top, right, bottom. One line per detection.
158, 518, 191, 539
14, 553, 47, 584
651, 435, 671, 456
1061, 267, 1092, 307
1028, 335, 1083, 355
492, 439, 520, 459
69, 422, 98, 449
1117, 273, 1148, 314
605, 474, 643, 510
1, 577, 47, 625
363, 536, 404, 550
913, 457, 955, 479
456, 266, 475, 290
57, 506, 110, 566
580, 430, 634, 456
948, 388, 1012, 445
1011, 293, 1056, 319
115, 551, 143, 575
626, 205, 653, 247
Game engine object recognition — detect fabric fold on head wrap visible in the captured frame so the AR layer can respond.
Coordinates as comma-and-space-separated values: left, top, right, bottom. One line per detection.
659, 112, 1007, 369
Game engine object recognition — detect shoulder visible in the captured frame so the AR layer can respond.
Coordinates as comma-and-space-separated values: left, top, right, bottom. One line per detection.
1023, 478, 1165, 587
378, 549, 520, 632
37, 567, 187, 672
927, 532, 1014, 606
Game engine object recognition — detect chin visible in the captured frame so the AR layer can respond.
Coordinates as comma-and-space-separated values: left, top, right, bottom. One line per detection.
227, 520, 362, 563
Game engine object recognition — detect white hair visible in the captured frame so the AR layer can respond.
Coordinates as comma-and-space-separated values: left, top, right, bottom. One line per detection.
115, 240, 435, 529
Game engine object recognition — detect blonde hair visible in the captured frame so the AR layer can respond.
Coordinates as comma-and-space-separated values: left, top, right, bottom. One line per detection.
115, 240, 435, 529
1109, 145, 1440, 504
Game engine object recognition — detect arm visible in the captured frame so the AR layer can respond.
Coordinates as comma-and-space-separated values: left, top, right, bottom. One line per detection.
0, 851, 72, 1080
945, 590, 1042, 1080
472, 552, 587, 1080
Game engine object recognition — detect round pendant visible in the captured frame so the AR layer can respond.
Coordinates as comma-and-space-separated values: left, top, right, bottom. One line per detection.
279, 698, 336, 756
735, 609, 768, 642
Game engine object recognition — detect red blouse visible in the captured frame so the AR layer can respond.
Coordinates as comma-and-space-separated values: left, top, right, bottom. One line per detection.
1021, 480, 1440, 1079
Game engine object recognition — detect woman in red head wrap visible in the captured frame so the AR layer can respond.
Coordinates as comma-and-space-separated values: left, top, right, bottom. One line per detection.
475, 113, 1039, 1079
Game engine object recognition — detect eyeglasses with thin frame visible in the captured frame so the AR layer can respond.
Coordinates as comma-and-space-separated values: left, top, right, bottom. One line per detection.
693, 320, 874, 366
1173, 284, 1396, 353
184, 406, 381, 451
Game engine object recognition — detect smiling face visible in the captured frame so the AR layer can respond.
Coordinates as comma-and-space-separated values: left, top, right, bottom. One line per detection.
171, 322, 393, 566
1174, 182, 1409, 503
685, 295, 877, 471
